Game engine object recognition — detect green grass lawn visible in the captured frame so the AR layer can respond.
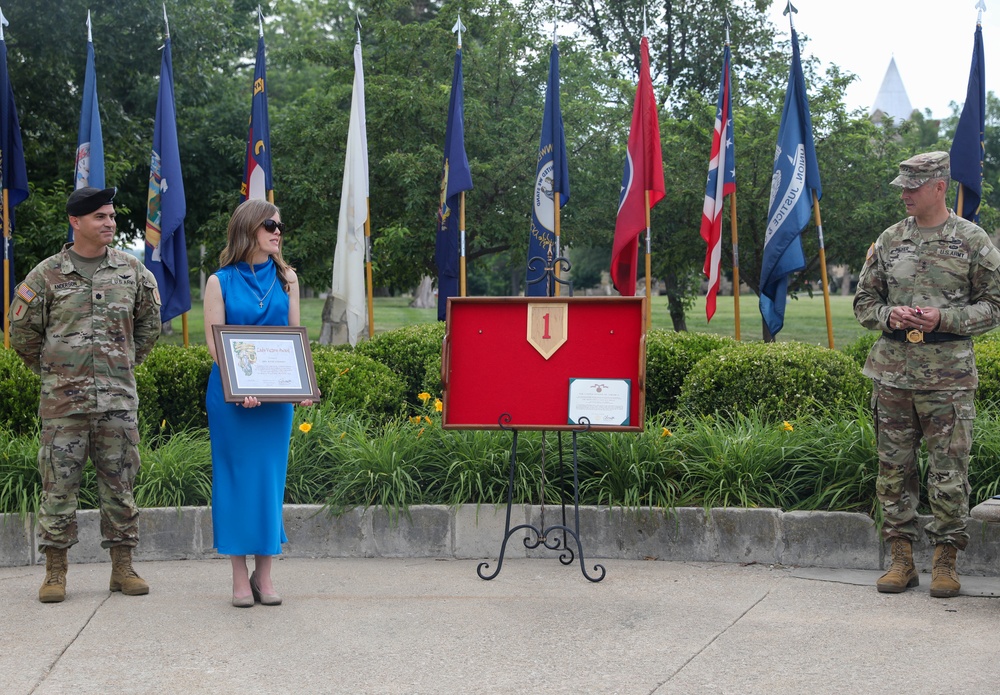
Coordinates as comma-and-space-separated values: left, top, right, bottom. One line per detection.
159, 292, 870, 350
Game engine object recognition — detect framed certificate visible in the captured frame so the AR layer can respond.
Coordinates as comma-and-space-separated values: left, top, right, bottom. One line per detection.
568, 378, 631, 427
212, 325, 321, 403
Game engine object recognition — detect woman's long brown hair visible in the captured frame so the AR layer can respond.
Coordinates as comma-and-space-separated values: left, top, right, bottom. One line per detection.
218, 199, 294, 292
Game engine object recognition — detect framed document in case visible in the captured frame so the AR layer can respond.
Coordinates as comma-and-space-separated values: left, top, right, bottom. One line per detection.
212, 325, 321, 403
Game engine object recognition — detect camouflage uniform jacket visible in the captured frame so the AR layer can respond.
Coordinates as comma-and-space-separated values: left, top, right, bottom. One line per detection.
854, 212, 1000, 390
7, 244, 161, 418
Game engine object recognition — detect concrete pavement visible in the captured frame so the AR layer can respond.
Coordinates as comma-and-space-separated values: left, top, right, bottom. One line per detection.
3, 556, 1000, 695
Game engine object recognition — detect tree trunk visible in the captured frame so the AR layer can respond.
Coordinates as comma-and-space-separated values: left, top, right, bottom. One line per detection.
663, 272, 688, 332
410, 276, 435, 308
318, 295, 358, 345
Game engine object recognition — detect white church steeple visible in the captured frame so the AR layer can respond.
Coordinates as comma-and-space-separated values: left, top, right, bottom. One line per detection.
870, 57, 915, 123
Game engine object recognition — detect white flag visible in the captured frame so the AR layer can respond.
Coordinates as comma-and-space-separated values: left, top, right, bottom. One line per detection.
331, 42, 370, 346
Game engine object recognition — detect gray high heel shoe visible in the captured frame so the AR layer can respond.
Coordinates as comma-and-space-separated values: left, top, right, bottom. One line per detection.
249, 572, 282, 606
232, 592, 254, 608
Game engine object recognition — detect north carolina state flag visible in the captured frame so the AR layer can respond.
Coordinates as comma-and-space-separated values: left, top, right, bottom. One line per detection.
610, 36, 664, 297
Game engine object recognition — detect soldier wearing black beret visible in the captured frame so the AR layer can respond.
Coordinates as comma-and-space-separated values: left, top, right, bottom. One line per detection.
6, 185, 162, 603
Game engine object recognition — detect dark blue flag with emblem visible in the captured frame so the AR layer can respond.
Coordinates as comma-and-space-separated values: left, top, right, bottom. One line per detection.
241, 19, 272, 202
435, 43, 472, 321
69, 11, 104, 242
759, 24, 821, 337
527, 44, 569, 297
144, 19, 189, 324
1, 10, 29, 337
950, 21, 985, 222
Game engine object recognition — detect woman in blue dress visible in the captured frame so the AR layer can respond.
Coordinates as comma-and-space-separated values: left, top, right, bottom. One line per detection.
204, 199, 313, 607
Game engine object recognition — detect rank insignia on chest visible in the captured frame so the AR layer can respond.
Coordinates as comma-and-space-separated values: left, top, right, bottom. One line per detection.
16, 284, 36, 303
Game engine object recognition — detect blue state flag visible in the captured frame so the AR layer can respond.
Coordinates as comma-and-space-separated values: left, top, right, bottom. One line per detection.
759, 26, 821, 337
145, 33, 190, 323
526, 44, 569, 297
435, 45, 473, 321
1, 19, 29, 324
950, 23, 985, 222
70, 13, 104, 242
241, 33, 272, 202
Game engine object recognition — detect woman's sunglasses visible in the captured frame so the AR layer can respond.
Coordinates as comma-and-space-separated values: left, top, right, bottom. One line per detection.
262, 219, 286, 234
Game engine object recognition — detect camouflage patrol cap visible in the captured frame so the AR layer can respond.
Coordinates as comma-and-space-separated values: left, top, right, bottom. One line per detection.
890, 151, 950, 188
66, 186, 117, 216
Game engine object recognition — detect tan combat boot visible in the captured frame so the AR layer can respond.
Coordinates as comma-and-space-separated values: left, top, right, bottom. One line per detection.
38, 546, 68, 603
876, 537, 918, 593
930, 543, 960, 598
109, 545, 149, 595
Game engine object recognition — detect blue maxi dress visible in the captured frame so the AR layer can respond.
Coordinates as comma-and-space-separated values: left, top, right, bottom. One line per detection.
207, 259, 293, 556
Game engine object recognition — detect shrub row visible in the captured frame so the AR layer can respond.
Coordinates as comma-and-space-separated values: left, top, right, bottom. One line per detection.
7, 326, 1000, 436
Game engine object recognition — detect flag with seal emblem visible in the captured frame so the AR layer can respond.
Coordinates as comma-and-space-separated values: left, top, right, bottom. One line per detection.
144, 17, 190, 324
759, 25, 821, 337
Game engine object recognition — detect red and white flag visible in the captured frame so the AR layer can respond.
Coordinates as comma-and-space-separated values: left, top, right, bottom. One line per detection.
699, 45, 736, 321
610, 36, 664, 297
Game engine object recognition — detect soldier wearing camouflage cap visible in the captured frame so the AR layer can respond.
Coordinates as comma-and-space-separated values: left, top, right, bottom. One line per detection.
6, 186, 162, 603
854, 151, 1000, 598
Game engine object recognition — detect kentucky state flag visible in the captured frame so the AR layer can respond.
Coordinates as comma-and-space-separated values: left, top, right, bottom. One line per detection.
950, 22, 985, 222
526, 44, 569, 297
241, 33, 272, 202
434, 45, 472, 321
759, 26, 821, 337
144, 32, 190, 323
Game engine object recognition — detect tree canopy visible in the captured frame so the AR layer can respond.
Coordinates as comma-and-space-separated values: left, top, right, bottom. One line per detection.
5, 0, 992, 334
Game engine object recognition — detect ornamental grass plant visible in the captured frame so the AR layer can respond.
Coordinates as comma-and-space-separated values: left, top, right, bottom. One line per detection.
4, 405, 1000, 518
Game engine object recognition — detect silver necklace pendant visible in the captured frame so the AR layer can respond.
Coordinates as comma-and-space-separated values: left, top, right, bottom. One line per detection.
259, 300, 264, 309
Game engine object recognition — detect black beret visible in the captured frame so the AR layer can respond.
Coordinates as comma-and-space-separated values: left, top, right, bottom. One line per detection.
66, 186, 117, 216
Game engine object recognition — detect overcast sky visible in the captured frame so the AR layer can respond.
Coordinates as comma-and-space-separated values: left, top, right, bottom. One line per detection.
765, 1, 997, 120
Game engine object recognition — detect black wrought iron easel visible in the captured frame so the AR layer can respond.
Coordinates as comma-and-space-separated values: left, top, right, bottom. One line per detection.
476, 255, 606, 582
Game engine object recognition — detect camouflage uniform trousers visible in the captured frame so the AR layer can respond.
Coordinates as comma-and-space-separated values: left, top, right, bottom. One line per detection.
37, 411, 142, 551
872, 383, 974, 549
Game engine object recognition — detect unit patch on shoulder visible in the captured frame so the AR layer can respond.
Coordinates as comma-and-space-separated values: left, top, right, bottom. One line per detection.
866, 243, 875, 262
16, 284, 37, 303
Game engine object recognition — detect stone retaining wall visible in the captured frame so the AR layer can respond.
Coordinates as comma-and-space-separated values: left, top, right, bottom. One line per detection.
3, 505, 1000, 575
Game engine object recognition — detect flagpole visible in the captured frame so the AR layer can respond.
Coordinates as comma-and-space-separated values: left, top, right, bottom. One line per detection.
365, 198, 374, 338
725, 18, 739, 340
642, 7, 651, 327
3, 188, 9, 348
166, 5, 189, 348
1, 3, 6, 348
644, 192, 652, 328
814, 192, 834, 349
459, 192, 466, 296
552, 23, 561, 299
729, 192, 740, 340
456, 17, 467, 299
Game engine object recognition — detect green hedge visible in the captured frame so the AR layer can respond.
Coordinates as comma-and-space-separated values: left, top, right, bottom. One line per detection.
842, 331, 879, 369
311, 347, 406, 421
645, 330, 735, 415
138, 345, 214, 435
355, 322, 446, 403
0, 348, 40, 435
678, 341, 870, 420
